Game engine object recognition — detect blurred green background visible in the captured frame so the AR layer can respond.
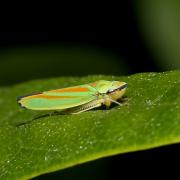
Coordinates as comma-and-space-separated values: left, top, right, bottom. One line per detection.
1, 0, 180, 179
0, 44, 127, 86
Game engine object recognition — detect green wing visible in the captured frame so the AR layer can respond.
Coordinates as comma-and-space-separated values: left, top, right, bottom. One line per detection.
18, 84, 98, 110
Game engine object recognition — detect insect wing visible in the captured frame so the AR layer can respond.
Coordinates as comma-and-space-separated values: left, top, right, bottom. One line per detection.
18, 84, 97, 110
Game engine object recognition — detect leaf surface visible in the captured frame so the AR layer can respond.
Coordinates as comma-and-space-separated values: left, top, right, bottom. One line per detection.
0, 70, 179, 179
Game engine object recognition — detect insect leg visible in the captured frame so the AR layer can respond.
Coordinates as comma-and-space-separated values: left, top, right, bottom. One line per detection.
64, 100, 103, 114
72, 103, 102, 114
108, 98, 122, 106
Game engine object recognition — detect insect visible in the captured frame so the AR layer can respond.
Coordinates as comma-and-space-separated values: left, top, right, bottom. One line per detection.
17, 80, 127, 114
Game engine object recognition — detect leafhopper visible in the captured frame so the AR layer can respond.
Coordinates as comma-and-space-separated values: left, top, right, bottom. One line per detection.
17, 80, 127, 114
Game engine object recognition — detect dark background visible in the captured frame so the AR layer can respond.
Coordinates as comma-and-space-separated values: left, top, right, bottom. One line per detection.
1, 0, 179, 179
1, 1, 179, 87
0, 2, 163, 86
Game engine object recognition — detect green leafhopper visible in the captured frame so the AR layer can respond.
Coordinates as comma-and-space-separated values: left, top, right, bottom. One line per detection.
17, 80, 127, 114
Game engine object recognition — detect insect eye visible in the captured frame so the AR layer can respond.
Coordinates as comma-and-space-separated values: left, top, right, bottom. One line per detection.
107, 89, 114, 93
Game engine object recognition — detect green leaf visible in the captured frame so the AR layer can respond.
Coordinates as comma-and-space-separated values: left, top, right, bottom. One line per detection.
0, 70, 180, 180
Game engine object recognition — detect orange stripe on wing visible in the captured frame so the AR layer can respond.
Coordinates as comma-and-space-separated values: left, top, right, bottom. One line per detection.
89, 82, 97, 87
22, 94, 77, 100
50, 87, 89, 93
